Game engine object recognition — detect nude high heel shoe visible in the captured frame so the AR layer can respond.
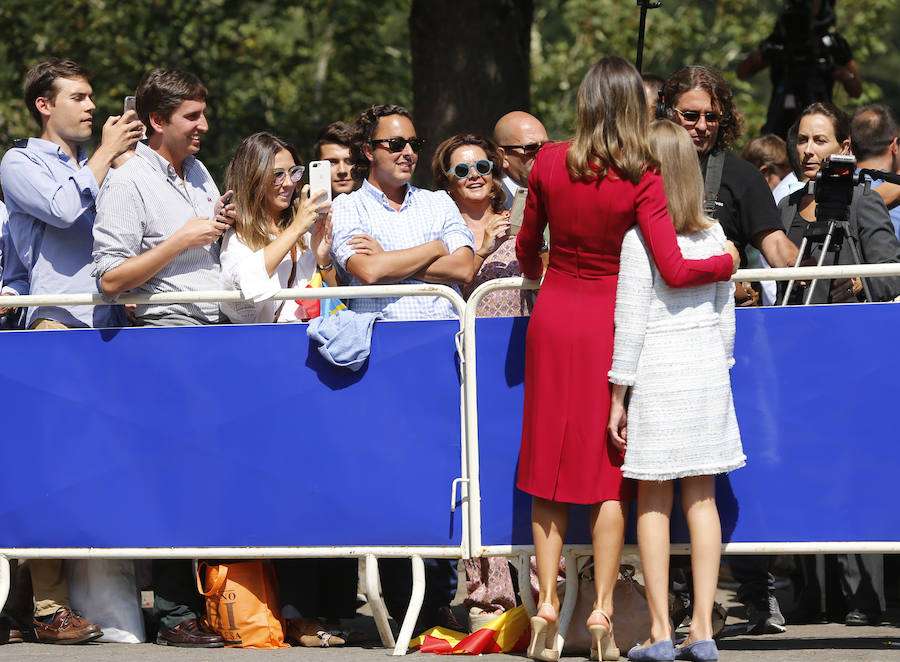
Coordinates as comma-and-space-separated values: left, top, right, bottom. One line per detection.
527, 603, 560, 662
588, 609, 620, 661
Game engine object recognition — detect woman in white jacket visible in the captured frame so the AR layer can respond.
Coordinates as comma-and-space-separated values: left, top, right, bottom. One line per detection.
220, 132, 335, 324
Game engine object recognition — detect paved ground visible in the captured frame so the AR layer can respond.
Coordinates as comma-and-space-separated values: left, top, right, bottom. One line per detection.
2, 557, 897, 661
1, 619, 899, 661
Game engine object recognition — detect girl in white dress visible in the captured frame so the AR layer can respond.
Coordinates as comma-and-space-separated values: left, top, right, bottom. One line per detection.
607, 120, 745, 662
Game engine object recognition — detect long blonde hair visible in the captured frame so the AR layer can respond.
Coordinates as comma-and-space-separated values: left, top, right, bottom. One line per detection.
566, 56, 655, 184
225, 132, 307, 252
647, 120, 713, 235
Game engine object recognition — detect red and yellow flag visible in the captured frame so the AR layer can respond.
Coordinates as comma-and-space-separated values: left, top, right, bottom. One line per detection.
409, 605, 531, 655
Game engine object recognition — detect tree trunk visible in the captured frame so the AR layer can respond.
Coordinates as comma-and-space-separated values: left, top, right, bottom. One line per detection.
410, 0, 533, 187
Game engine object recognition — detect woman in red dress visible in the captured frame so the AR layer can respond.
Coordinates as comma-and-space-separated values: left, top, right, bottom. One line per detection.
516, 56, 739, 661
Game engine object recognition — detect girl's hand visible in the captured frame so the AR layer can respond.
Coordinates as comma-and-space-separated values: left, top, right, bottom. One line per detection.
311, 210, 333, 264
478, 210, 511, 258
607, 385, 629, 452
292, 185, 331, 235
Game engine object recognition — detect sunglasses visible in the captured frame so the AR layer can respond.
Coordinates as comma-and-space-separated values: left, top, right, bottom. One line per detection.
500, 141, 548, 157
447, 159, 493, 179
370, 137, 426, 153
273, 164, 305, 186
673, 108, 722, 124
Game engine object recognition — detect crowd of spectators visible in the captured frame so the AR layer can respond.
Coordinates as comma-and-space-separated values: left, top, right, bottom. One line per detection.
0, 44, 897, 650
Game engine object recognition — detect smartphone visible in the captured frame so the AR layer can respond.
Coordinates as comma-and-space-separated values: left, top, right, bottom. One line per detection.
508, 188, 527, 236
308, 160, 332, 205
222, 192, 233, 205
123, 95, 136, 115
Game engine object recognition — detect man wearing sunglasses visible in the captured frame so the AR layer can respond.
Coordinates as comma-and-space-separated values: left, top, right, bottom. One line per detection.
662, 66, 798, 274
493, 111, 549, 209
329, 104, 475, 321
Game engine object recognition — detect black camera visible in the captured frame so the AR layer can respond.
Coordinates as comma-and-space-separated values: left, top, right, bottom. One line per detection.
808, 153, 858, 223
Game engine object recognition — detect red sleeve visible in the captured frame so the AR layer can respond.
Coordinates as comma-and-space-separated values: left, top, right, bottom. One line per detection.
635, 170, 732, 287
515, 149, 550, 280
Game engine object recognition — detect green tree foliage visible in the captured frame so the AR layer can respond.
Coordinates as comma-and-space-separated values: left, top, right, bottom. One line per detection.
531, 0, 897, 147
0, 0, 412, 182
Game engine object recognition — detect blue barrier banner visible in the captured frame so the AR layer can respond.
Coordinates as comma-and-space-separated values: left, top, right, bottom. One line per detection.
0, 321, 463, 548
476, 304, 900, 546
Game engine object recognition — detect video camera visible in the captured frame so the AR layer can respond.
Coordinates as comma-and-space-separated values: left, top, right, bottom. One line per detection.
806, 153, 858, 223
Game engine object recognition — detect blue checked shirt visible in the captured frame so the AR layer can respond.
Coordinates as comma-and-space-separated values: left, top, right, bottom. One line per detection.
330, 180, 474, 320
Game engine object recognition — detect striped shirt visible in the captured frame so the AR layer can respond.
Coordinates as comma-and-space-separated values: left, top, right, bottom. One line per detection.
93, 142, 222, 325
330, 180, 474, 320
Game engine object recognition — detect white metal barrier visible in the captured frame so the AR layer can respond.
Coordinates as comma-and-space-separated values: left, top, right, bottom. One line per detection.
0, 283, 466, 656
461, 265, 900, 653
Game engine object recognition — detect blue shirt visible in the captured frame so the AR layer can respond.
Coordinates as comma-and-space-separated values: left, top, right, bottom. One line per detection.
872, 179, 900, 240
330, 179, 474, 320
0, 138, 124, 328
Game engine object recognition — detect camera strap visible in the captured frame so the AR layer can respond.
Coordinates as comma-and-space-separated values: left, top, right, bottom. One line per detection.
703, 151, 726, 219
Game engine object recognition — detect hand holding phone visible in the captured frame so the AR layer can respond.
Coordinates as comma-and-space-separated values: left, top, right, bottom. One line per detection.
508, 188, 527, 236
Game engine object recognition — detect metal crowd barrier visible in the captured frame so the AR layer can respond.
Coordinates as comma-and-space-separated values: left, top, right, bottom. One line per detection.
0, 284, 466, 656
2, 265, 900, 654
463, 265, 900, 651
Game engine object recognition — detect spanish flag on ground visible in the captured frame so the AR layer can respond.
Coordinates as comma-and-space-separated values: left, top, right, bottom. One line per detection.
410, 605, 530, 655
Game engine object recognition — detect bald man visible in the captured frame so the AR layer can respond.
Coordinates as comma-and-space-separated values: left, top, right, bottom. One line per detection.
493, 111, 549, 209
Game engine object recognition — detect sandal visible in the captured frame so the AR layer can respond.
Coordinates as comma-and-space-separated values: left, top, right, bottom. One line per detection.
286, 618, 346, 647
587, 609, 620, 661
527, 603, 560, 661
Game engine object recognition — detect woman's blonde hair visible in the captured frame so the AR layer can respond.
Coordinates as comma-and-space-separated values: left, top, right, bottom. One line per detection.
566, 56, 655, 184
647, 120, 713, 235
225, 132, 307, 252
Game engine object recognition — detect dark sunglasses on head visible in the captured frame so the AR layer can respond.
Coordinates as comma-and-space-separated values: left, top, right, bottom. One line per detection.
447, 159, 493, 179
273, 164, 305, 186
673, 108, 722, 124
370, 137, 426, 153
500, 141, 548, 157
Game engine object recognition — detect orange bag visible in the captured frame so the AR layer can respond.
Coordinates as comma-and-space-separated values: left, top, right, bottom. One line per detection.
196, 561, 289, 649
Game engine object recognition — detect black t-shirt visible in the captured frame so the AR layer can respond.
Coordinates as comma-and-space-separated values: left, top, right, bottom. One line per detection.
701, 151, 783, 266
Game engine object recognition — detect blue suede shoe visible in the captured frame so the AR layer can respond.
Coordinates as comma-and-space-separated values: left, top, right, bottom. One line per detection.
675, 638, 719, 661
628, 638, 675, 661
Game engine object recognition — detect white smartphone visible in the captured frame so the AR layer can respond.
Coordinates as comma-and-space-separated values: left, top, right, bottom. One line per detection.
308, 160, 332, 205
508, 188, 527, 236
123, 96, 136, 115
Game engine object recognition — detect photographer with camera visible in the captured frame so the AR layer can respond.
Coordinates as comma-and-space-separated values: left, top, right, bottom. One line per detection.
778, 102, 900, 305
737, 0, 861, 140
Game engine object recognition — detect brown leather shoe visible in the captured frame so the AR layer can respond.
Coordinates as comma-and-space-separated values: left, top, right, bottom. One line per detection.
156, 618, 225, 648
33, 608, 102, 644
0, 626, 24, 644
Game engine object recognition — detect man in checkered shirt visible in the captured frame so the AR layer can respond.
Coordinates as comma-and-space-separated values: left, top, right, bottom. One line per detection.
329, 104, 475, 320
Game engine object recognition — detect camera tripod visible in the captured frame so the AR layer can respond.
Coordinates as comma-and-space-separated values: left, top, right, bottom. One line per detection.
780, 219, 872, 305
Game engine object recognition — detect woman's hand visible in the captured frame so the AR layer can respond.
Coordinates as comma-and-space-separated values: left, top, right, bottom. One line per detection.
477, 210, 511, 259
292, 185, 331, 236
607, 385, 629, 453
348, 234, 385, 255
310, 210, 333, 265
725, 240, 740, 274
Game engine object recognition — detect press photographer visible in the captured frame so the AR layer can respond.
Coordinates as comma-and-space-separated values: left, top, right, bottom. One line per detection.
737, 0, 862, 140
777, 103, 900, 305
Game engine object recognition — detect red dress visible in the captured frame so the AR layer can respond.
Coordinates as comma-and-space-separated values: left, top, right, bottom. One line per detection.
515, 142, 733, 504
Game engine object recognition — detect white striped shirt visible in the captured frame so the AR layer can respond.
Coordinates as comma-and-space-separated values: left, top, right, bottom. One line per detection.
330, 180, 474, 320
92, 142, 222, 325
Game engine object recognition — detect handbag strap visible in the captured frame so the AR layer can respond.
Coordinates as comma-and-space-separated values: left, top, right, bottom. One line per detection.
196, 561, 228, 596
272, 245, 298, 323
703, 150, 726, 219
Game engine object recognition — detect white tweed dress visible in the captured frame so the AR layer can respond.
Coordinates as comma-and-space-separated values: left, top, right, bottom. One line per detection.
608, 223, 745, 481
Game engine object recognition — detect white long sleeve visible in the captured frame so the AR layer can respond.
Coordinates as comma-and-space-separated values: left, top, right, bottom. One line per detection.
609, 228, 654, 385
